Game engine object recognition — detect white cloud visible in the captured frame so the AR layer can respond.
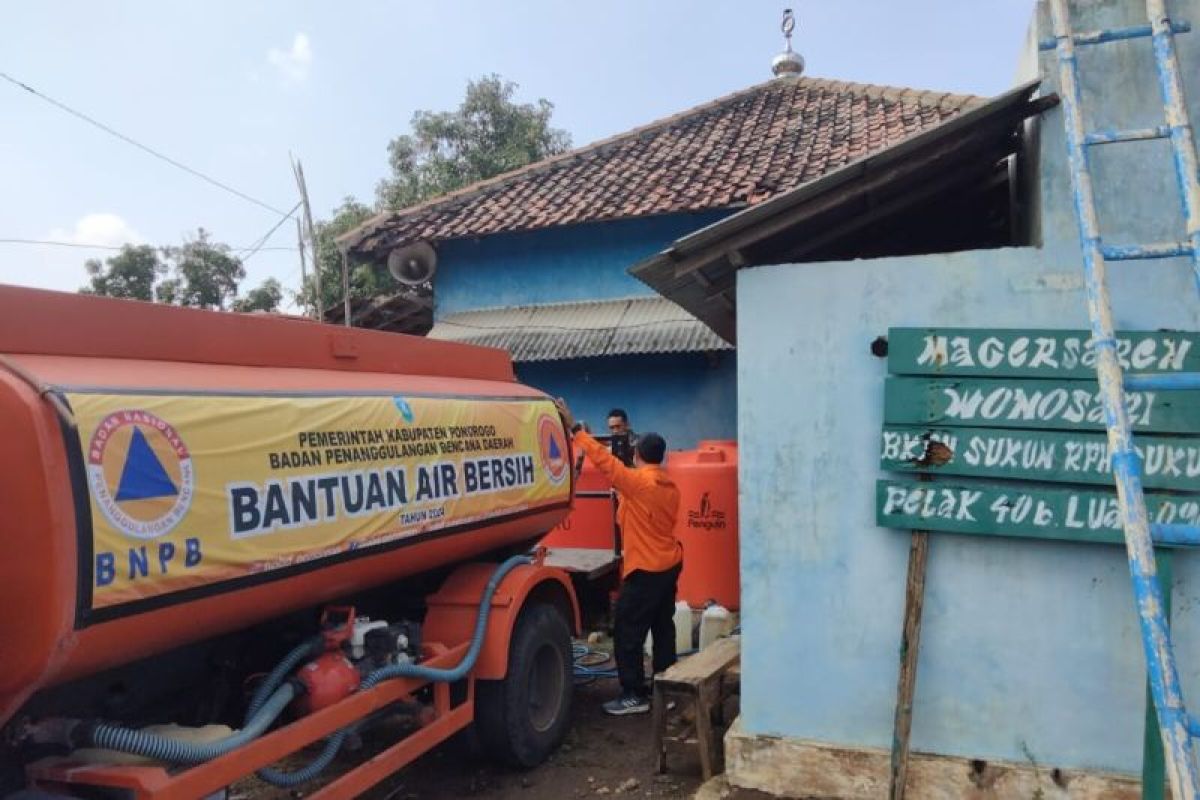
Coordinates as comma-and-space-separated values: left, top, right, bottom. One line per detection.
267, 33, 312, 84
0, 213, 145, 294
50, 212, 144, 248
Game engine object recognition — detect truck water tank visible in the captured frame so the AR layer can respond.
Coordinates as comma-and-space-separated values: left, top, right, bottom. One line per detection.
0, 287, 573, 727
668, 440, 739, 610
540, 458, 616, 551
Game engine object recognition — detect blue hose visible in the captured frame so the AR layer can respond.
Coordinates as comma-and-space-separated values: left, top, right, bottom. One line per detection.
89, 683, 296, 764
85, 556, 530, 782
572, 643, 617, 683
257, 554, 532, 787
245, 636, 323, 722
359, 555, 531, 690
256, 730, 349, 787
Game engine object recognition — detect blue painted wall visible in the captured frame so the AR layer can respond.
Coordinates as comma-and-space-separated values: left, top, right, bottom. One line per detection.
518, 352, 736, 450
433, 211, 731, 318
433, 210, 738, 449
736, 0, 1200, 776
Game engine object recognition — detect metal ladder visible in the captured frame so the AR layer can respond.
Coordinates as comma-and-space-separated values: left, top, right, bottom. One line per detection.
1043, 0, 1200, 796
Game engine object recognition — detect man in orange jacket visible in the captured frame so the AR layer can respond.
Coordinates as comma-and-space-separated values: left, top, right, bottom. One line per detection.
555, 398, 682, 716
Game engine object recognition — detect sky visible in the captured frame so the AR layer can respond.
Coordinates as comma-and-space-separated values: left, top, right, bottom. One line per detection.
0, 1, 1036, 309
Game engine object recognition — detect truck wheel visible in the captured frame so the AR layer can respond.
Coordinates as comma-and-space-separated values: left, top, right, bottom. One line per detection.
475, 602, 573, 768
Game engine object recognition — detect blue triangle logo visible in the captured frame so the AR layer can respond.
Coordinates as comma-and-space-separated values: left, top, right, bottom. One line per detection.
548, 436, 562, 460
115, 427, 178, 502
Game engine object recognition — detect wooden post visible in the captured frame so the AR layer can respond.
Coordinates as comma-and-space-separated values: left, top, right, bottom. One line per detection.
340, 248, 352, 328
1142, 549, 1175, 800
888, 528, 930, 800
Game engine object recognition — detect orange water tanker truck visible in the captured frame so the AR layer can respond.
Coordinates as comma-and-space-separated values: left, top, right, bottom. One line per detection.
0, 286, 581, 799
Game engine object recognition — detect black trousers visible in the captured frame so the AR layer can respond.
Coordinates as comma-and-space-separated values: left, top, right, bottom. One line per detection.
614, 562, 682, 696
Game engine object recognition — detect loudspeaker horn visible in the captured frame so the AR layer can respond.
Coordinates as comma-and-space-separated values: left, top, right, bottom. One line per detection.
386, 241, 437, 285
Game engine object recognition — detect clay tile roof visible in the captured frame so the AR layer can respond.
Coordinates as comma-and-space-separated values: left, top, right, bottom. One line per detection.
340, 76, 984, 257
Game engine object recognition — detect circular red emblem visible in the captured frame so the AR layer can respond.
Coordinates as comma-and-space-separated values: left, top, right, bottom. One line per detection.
86, 409, 194, 539
537, 414, 570, 485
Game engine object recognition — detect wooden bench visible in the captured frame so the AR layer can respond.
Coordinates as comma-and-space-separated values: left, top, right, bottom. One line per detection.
651, 636, 741, 780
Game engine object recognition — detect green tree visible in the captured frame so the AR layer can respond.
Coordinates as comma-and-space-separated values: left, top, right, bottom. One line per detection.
376, 74, 571, 210
299, 196, 376, 314
81, 244, 164, 301
232, 277, 284, 313
300, 75, 569, 318
162, 228, 246, 310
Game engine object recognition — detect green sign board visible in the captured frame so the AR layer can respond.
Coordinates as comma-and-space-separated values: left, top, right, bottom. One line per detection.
877, 326, 1200, 546
880, 425, 1200, 491
884, 376, 1200, 434
876, 478, 1200, 546
887, 327, 1200, 378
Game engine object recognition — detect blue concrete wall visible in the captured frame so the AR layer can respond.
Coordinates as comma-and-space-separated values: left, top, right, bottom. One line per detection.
736, 0, 1200, 776
433, 211, 731, 318
518, 352, 736, 451
434, 211, 737, 452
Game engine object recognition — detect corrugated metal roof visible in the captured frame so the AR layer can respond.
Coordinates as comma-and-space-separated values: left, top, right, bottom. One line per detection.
426, 297, 733, 362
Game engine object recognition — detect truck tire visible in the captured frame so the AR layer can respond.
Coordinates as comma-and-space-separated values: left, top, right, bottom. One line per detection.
475, 602, 572, 768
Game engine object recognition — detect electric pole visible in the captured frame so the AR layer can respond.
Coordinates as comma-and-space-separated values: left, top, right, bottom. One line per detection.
290, 155, 321, 319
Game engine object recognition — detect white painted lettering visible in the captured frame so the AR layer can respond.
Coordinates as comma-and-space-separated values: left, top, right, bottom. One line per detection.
990, 495, 1012, 524
949, 337, 974, 367
1010, 389, 1040, 421
1063, 338, 1082, 370
881, 432, 902, 460
956, 490, 981, 521
980, 388, 1013, 419
1029, 337, 1059, 369
1010, 494, 1033, 524
1131, 339, 1157, 370
1037, 388, 1070, 420
1065, 496, 1085, 528
916, 336, 949, 367
1064, 441, 1083, 473
1009, 337, 1030, 368
883, 486, 908, 515
943, 388, 985, 419
1165, 446, 1185, 477
979, 337, 1004, 369
1162, 338, 1192, 371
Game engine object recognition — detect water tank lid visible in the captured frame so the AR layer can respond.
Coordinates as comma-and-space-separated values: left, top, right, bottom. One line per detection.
696, 449, 726, 463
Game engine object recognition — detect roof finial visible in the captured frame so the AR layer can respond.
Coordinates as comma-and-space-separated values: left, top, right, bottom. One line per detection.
772, 8, 804, 78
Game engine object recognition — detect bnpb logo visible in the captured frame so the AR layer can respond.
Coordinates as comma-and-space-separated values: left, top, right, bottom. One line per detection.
537, 414, 569, 485
87, 410, 194, 540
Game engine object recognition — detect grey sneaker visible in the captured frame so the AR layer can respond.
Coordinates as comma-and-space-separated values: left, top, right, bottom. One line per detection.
603, 693, 650, 716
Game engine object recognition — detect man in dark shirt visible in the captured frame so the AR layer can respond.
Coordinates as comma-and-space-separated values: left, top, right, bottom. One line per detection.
606, 408, 639, 467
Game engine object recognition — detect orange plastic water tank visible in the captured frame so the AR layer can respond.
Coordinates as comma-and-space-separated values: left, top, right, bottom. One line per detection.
668, 440, 739, 609
540, 458, 617, 551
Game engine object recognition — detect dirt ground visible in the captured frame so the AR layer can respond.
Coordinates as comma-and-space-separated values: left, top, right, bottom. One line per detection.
233, 674, 772, 800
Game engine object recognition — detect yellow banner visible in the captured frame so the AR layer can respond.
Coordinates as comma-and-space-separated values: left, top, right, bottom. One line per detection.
67, 392, 572, 610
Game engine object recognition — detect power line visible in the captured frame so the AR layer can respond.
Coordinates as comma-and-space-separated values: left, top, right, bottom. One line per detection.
0, 71, 292, 217
239, 201, 304, 262
0, 238, 297, 252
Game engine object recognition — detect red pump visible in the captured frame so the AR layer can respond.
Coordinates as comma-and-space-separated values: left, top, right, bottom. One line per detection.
295, 607, 361, 714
